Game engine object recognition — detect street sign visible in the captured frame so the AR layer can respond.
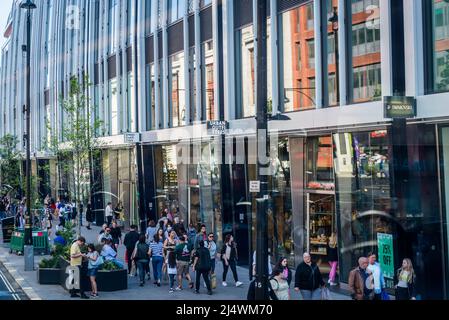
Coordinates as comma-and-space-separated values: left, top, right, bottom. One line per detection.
377, 233, 394, 280
207, 120, 229, 135
384, 96, 416, 119
249, 181, 260, 193
124, 133, 140, 144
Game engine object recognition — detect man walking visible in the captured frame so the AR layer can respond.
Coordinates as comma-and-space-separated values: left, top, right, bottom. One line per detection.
367, 252, 385, 300
195, 224, 207, 250
192, 240, 212, 295
124, 225, 140, 276
69, 236, 89, 299
175, 235, 194, 290
105, 202, 113, 226
348, 257, 373, 300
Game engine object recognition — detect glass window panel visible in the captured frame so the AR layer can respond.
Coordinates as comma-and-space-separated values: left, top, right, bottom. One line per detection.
169, 52, 186, 127
349, 0, 381, 103
109, 0, 117, 54
202, 41, 215, 121
127, 72, 135, 132
280, 4, 316, 112
431, 0, 449, 92
109, 77, 118, 135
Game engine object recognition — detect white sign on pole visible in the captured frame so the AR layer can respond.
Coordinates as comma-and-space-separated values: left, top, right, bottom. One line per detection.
249, 181, 261, 193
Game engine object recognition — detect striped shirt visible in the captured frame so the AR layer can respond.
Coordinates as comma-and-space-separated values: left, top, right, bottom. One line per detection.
150, 241, 164, 257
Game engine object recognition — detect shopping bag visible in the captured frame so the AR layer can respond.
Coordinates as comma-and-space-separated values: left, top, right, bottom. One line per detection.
130, 261, 137, 275
321, 287, 332, 300
211, 273, 217, 289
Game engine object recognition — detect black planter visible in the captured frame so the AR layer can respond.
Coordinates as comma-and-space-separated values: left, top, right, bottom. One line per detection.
37, 268, 61, 285
96, 269, 128, 292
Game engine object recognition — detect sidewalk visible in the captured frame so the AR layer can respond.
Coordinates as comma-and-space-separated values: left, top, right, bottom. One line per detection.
0, 221, 350, 300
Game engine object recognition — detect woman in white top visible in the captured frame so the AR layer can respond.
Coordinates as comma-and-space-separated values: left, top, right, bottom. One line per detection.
395, 258, 417, 300
270, 268, 290, 300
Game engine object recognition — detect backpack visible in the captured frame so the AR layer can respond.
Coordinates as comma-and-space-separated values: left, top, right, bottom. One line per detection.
136, 243, 149, 260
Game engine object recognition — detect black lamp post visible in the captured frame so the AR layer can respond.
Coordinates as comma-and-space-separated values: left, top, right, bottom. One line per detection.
328, 6, 340, 105
20, 0, 36, 271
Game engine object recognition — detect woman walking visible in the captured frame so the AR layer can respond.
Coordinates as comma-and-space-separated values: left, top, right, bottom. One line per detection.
110, 221, 122, 251
394, 258, 417, 300
86, 244, 102, 298
150, 233, 164, 287
327, 233, 338, 286
132, 234, 151, 286
167, 250, 178, 293
274, 257, 292, 287
220, 234, 243, 287
294, 252, 325, 300
270, 268, 290, 300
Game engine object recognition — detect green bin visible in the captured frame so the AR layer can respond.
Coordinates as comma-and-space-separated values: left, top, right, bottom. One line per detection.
9, 229, 48, 255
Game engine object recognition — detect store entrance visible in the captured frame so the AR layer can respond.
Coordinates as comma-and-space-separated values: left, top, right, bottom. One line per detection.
305, 136, 336, 276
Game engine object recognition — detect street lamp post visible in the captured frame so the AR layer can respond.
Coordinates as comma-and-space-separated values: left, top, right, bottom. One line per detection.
20, 0, 36, 272
255, 0, 269, 300
329, 7, 340, 105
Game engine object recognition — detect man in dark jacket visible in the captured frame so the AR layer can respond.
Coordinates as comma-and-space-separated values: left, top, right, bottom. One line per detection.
123, 225, 140, 275
294, 252, 325, 300
192, 240, 212, 295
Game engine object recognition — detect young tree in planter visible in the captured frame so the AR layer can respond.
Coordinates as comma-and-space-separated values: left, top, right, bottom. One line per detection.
0, 134, 22, 196
47, 75, 104, 236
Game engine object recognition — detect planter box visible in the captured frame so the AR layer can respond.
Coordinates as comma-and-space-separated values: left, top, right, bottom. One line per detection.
96, 269, 128, 292
37, 268, 61, 285
58, 256, 127, 292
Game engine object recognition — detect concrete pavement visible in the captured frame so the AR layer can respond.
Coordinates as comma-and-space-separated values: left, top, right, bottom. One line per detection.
0, 220, 350, 300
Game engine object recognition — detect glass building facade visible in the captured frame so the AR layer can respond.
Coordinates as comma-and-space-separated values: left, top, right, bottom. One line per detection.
2, 0, 449, 299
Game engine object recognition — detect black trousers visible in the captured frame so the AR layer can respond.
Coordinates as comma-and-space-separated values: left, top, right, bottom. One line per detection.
107, 216, 112, 226
126, 249, 134, 274
196, 269, 211, 291
395, 287, 411, 300
222, 259, 238, 282
69, 265, 87, 296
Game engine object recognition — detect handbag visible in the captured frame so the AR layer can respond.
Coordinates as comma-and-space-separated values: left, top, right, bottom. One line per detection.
91, 255, 104, 268
321, 287, 331, 300
211, 273, 217, 289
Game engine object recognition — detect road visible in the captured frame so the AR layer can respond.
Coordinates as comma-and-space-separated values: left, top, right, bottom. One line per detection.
0, 261, 27, 300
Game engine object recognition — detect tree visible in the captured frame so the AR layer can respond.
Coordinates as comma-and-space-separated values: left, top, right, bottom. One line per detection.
46, 75, 103, 236
0, 134, 22, 197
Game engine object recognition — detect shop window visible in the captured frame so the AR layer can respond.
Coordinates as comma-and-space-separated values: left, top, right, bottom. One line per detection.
109, 77, 119, 135
202, 41, 215, 121
333, 131, 391, 285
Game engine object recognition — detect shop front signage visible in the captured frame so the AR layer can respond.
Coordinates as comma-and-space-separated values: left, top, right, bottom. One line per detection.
377, 233, 395, 280
384, 96, 416, 119
207, 120, 229, 135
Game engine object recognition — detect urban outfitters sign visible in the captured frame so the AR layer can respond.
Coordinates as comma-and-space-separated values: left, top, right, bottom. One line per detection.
384, 96, 416, 119
207, 121, 229, 135
377, 233, 395, 282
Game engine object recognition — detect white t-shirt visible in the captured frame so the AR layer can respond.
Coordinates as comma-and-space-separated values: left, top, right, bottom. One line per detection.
105, 205, 113, 217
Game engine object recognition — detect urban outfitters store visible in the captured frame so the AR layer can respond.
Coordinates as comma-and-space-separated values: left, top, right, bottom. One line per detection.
276, 124, 447, 299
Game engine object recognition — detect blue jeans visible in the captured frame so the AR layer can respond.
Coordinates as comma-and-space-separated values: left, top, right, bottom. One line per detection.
0, 211, 5, 220
136, 259, 149, 283
152, 256, 164, 282
169, 274, 176, 289
300, 289, 322, 300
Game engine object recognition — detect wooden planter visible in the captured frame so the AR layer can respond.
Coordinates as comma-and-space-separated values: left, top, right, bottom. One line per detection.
37, 268, 61, 285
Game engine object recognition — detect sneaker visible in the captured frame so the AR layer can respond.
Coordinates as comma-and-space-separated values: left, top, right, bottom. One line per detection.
194, 290, 200, 294
236, 281, 243, 287
90, 293, 98, 298
139, 282, 144, 287
80, 294, 90, 299
153, 281, 158, 285
207, 290, 213, 295
222, 282, 227, 287
169, 288, 174, 293
175, 287, 182, 291
70, 293, 80, 298
157, 281, 161, 287
330, 282, 338, 286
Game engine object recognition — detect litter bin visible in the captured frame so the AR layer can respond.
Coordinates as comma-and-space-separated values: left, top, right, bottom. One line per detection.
1, 216, 15, 243
9, 228, 49, 255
